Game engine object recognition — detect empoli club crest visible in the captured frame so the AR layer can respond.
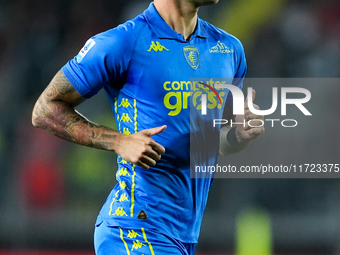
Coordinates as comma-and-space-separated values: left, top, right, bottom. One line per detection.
183, 46, 200, 70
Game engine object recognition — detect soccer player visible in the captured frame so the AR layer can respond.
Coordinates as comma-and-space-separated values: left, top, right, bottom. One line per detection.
32, 0, 264, 254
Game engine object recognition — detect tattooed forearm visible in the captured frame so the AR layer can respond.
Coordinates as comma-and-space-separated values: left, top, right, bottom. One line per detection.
32, 70, 118, 151
34, 103, 74, 141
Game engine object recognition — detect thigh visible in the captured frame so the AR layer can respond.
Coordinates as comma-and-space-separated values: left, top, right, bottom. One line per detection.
94, 223, 190, 255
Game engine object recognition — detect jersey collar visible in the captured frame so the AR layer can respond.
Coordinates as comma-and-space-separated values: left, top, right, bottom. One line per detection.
144, 2, 208, 41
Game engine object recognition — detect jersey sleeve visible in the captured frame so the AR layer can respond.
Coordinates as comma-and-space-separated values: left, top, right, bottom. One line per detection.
225, 39, 247, 107
61, 22, 136, 98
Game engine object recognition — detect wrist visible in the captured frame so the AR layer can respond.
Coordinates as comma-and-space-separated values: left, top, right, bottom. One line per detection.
227, 126, 248, 147
226, 127, 238, 146
111, 132, 125, 153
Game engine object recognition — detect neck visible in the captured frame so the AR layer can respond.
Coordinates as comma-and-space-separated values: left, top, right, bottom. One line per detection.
154, 0, 199, 40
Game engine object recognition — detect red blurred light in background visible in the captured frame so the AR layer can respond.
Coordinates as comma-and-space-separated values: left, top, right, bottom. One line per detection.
19, 159, 64, 210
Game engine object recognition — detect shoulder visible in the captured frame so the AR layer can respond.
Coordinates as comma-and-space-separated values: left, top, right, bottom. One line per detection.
89, 15, 149, 51
200, 19, 245, 53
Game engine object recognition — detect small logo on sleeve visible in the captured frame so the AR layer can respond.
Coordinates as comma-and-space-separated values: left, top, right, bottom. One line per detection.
76, 38, 96, 63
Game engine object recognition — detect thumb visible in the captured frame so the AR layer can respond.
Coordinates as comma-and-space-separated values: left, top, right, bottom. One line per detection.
245, 89, 256, 108
142, 125, 167, 137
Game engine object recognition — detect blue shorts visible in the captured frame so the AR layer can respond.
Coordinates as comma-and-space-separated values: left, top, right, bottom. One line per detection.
94, 222, 197, 255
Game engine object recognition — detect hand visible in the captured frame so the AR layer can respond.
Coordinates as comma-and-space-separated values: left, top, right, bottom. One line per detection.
235, 89, 264, 145
115, 125, 167, 169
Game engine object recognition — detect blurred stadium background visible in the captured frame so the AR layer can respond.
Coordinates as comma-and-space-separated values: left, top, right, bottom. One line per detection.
0, 0, 340, 254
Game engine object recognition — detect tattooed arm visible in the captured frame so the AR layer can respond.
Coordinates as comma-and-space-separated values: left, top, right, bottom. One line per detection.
32, 70, 166, 169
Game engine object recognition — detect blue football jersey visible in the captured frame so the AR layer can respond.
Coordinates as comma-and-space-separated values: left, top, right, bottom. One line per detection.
62, 2, 246, 243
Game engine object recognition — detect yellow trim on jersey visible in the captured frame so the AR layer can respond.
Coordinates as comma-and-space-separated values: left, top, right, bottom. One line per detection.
141, 228, 155, 255
114, 97, 121, 132
130, 98, 138, 217
130, 165, 136, 217
134, 99, 137, 133
119, 228, 131, 255
109, 190, 120, 215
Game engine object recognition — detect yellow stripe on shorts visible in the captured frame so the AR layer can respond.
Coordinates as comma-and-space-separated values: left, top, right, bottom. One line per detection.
141, 228, 155, 255
119, 227, 131, 255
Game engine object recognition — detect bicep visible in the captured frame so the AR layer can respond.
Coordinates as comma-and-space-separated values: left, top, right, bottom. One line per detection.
32, 70, 85, 127
43, 70, 86, 107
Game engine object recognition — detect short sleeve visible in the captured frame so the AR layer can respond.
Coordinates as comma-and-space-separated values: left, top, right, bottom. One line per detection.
61, 21, 136, 98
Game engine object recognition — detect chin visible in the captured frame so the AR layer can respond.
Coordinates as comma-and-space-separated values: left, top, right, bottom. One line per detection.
196, 0, 219, 6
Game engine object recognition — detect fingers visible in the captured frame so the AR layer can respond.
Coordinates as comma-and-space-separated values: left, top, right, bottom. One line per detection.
136, 160, 152, 170
118, 125, 167, 169
141, 125, 166, 154
235, 89, 264, 141
150, 141, 166, 155
251, 89, 256, 103
143, 144, 162, 161
141, 130, 166, 155
244, 89, 256, 110
250, 126, 265, 136
135, 145, 163, 169
142, 125, 167, 137
245, 104, 264, 122
243, 93, 264, 130
138, 156, 156, 169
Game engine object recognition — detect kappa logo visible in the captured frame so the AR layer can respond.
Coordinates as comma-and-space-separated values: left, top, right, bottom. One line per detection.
118, 156, 128, 164
120, 113, 132, 122
123, 128, 131, 136
131, 240, 146, 251
127, 230, 141, 239
119, 181, 129, 190
118, 194, 129, 202
119, 98, 132, 108
209, 41, 234, 53
147, 41, 169, 52
118, 167, 130, 176
183, 46, 200, 70
113, 207, 128, 216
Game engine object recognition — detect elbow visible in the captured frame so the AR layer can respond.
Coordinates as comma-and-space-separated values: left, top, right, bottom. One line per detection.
31, 110, 39, 128
31, 102, 42, 128
219, 141, 229, 155
219, 148, 231, 156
